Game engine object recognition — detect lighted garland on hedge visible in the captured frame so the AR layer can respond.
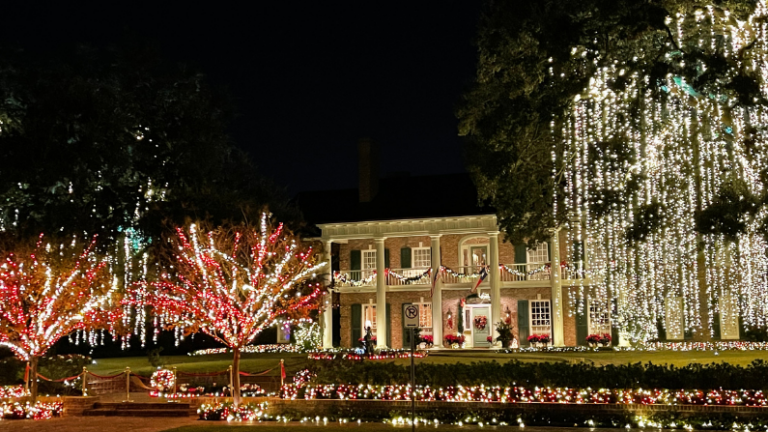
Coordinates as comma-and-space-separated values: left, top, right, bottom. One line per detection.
0, 401, 63, 420
198, 402, 268, 421
282, 383, 768, 406
0, 385, 27, 398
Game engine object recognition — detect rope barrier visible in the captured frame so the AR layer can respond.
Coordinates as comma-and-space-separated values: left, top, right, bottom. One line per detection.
86, 371, 127, 379
36, 372, 84, 382
238, 368, 274, 377
176, 370, 229, 377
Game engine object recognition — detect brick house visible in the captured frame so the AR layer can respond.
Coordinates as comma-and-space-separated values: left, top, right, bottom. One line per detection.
295, 140, 622, 350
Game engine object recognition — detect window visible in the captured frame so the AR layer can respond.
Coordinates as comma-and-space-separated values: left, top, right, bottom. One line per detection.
412, 247, 431, 269
363, 304, 377, 335
362, 250, 376, 278
719, 295, 739, 340
530, 300, 551, 335
527, 242, 549, 264
588, 300, 611, 336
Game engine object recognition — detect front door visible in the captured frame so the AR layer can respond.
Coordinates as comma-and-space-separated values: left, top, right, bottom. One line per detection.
471, 306, 491, 347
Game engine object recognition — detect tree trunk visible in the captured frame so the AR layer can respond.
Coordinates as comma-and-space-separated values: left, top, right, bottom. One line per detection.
30, 356, 39, 404
232, 347, 241, 406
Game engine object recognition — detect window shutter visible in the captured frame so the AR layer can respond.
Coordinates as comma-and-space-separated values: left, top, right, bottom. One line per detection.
547, 242, 552, 262
713, 312, 721, 340
610, 298, 620, 345
351, 304, 362, 347
573, 241, 584, 263
576, 309, 588, 346
684, 312, 693, 340
656, 319, 667, 341
386, 303, 391, 347
514, 243, 527, 264
385, 249, 390, 269
350, 250, 361, 271
517, 300, 529, 346
401, 247, 412, 269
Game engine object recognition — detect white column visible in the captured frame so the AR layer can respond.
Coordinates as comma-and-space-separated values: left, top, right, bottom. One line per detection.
489, 232, 501, 346
322, 240, 334, 349
550, 229, 565, 347
430, 235, 443, 348
375, 237, 388, 349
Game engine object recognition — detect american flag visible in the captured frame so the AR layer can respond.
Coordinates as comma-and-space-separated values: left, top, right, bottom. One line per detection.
430, 266, 441, 297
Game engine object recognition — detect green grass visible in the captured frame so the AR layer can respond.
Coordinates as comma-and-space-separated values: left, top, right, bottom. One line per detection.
91, 348, 767, 377
90, 352, 306, 376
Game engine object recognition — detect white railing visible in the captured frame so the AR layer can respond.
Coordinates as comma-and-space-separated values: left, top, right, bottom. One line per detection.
560, 260, 589, 280
334, 270, 376, 287
500, 263, 552, 282
387, 268, 431, 286
440, 266, 483, 285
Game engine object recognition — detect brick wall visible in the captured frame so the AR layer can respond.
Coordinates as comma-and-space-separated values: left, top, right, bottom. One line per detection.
338, 284, 580, 349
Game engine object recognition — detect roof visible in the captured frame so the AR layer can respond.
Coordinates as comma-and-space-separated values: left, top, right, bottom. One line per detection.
293, 173, 493, 227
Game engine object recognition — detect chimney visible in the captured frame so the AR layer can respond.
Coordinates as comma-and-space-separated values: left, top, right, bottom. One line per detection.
358, 137, 379, 203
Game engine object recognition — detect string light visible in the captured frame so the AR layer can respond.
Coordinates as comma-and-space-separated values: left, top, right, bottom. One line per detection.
560, 2, 768, 340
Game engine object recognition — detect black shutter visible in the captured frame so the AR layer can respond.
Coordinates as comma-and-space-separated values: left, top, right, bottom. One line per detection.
713, 313, 721, 340
656, 319, 667, 341
517, 300, 529, 345
576, 307, 588, 346
385, 249, 390, 269
573, 241, 584, 262
401, 247, 412, 269
547, 241, 552, 262
386, 303, 391, 347
514, 243, 527, 264
610, 299, 620, 345
351, 304, 362, 347
350, 250, 361, 271
684, 310, 693, 340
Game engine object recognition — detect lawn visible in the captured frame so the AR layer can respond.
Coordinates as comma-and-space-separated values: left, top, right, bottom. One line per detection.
160, 423, 503, 432
89, 348, 767, 377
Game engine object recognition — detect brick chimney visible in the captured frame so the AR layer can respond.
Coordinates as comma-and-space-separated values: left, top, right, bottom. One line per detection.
358, 137, 379, 203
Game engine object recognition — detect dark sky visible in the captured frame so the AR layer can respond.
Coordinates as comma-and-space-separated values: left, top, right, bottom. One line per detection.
2, 2, 482, 194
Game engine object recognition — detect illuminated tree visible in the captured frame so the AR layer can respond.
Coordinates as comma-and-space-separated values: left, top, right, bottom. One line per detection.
125, 214, 325, 405
460, 0, 768, 340
0, 235, 121, 401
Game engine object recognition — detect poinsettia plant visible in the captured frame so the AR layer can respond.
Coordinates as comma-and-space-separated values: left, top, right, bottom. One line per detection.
358, 336, 377, 343
421, 335, 434, 345
486, 336, 493, 343
445, 334, 466, 345
528, 334, 550, 344
586, 334, 603, 344
600, 333, 612, 345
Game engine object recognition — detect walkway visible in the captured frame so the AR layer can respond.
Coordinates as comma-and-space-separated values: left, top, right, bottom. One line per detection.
0, 416, 198, 432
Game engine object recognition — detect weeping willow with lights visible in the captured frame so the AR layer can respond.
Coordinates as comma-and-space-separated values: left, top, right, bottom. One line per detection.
124, 213, 326, 406
561, 2, 768, 341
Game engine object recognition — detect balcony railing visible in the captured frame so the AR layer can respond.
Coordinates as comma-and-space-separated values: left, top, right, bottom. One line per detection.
500, 263, 552, 282
334, 261, 595, 288
387, 268, 431, 286
441, 266, 483, 285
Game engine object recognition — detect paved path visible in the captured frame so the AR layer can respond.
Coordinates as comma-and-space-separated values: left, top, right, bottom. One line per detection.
0, 416, 199, 432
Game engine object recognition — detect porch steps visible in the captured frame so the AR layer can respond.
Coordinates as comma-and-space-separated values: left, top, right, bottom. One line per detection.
82, 402, 191, 417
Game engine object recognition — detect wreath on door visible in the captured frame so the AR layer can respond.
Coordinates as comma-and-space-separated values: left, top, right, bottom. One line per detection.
474, 315, 488, 330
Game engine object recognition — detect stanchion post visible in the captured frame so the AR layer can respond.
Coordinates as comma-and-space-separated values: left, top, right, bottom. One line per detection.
280, 359, 285, 388
125, 367, 132, 402
82, 367, 87, 396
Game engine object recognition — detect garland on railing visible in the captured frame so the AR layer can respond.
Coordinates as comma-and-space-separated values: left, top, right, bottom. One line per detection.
198, 402, 268, 421
0, 385, 27, 398
281, 383, 768, 406
637, 341, 768, 352
500, 264, 550, 277
440, 266, 479, 280
387, 268, 431, 284
334, 271, 377, 287
151, 383, 268, 399
0, 401, 63, 420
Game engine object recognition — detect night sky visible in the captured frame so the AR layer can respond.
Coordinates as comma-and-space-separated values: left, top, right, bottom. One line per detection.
3, 2, 482, 194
